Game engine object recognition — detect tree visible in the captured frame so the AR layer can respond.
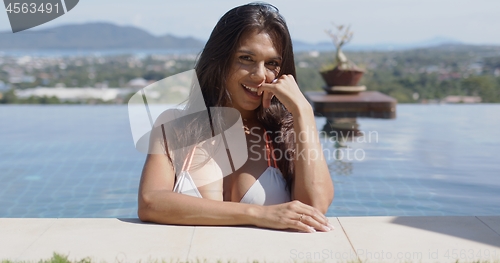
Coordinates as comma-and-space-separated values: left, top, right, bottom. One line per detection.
0, 89, 17, 104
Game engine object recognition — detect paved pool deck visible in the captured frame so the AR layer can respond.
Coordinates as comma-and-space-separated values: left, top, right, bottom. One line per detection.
1, 216, 499, 263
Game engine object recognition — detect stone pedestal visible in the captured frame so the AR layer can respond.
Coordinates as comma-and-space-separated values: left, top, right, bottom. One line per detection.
305, 90, 397, 138
322, 85, 366, 94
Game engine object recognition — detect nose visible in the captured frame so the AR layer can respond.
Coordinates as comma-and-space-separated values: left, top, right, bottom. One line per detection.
250, 62, 267, 85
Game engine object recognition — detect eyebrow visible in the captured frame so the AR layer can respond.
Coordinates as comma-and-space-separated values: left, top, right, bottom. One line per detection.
237, 49, 282, 60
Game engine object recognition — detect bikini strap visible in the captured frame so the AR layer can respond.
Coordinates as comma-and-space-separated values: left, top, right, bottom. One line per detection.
264, 130, 278, 168
181, 146, 197, 172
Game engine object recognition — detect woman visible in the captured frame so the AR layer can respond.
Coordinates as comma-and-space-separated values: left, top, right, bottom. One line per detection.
138, 2, 334, 233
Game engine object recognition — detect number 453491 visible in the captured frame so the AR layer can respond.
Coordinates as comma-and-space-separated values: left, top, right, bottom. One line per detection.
5, 2, 60, 14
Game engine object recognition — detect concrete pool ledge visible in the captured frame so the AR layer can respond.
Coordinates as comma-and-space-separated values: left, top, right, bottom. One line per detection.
1, 216, 499, 263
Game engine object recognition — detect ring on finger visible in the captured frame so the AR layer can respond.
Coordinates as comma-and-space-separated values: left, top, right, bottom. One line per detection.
299, 214, 304, 222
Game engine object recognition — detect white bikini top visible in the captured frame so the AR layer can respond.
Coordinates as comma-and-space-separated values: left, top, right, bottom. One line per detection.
173, 131, 291, 206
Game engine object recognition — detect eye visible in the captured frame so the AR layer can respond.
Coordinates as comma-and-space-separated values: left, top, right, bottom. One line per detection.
267, 61, 280, 67
239, 56, 253, 62
266, 61, 281, 75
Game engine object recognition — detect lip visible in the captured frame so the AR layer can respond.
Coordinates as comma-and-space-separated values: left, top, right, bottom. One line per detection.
241, 84, 261, 100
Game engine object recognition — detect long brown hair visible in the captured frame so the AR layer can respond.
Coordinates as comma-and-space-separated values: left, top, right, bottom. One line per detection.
194, 2, 297, 191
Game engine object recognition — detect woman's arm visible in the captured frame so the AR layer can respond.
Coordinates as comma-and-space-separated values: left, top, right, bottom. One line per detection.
138, 149, 333, 232
138, 152, 251, 225
259, 75, 334, 214
139, 155, 252, 225
290, 105, 334, 213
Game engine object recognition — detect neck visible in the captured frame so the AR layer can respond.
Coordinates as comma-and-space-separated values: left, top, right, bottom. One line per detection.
239, 110, 257, 123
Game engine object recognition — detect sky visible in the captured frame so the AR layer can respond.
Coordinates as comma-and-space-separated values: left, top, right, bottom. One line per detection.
1, 0, 500, 45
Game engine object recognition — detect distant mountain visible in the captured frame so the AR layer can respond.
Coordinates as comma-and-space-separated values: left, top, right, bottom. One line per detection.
0, 22, 470, 52
293, 36, 464, 52
0, 22, 205, 50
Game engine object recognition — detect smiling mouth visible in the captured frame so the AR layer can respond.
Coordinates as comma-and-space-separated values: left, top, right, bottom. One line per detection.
241, 84, 261, 99
242, 84, 258, 93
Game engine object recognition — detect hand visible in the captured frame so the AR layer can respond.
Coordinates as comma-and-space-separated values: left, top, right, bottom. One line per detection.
253, 200, 334, 233
258, 75, 311, 115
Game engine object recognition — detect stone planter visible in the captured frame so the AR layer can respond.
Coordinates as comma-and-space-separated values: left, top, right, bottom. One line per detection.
320, 66, 365, 87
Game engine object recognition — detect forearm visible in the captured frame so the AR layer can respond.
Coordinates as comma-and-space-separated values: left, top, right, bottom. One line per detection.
138, 190, 260, 226
291, 105, 334, 213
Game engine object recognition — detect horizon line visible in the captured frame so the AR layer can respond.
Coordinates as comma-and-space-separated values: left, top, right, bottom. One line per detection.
1, 21, 500, 47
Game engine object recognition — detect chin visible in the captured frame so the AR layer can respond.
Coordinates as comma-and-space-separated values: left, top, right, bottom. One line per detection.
234, 102, 261, 114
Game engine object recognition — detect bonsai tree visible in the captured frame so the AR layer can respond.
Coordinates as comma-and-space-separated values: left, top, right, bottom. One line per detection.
320, 23, 365, 90
324, 23, 355, 70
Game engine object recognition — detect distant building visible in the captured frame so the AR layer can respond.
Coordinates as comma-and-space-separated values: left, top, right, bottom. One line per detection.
467, 62, 483, 75
8, 74, 35, 84
442, 95, 482, 104
0, 80, 8, 91
494, 68, 500, 77
127, 78, 150, 89
15, 87, 128, 102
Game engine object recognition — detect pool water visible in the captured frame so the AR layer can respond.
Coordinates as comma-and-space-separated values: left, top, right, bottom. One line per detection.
322, 105, 500, 216
0, 104, 499, 217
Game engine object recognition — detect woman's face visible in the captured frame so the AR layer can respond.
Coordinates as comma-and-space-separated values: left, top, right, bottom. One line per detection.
225, 30, 281, 117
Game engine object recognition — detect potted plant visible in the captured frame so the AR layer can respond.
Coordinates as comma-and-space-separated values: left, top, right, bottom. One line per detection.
320, 24, 365, 93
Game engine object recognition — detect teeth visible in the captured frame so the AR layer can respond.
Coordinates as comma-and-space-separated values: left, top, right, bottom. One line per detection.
243, 84, 258, 93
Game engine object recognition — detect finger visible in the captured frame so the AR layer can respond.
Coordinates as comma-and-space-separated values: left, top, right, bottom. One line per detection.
290, 218, 317, 233
309, 208, 328, 224
300, 214, 333, 232
310, 210, 333, 230
259, 80, 276, 109
262, 91, 274, 109
292, 203, 332, 231
259, 78, 277, 91
259, 82, 275, 93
